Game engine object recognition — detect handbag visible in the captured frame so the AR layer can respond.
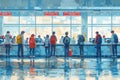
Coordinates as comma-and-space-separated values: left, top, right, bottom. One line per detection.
68, 49, 72, 57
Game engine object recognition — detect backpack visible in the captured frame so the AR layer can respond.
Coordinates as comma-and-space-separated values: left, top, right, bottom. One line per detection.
97, 35, 102, 44
16, 35, 22, 44
63, 36, 70, 45
29, 38, 34, 44
78, 35, 85, 44
114, 34, 118, 43
50, 35, 56, 44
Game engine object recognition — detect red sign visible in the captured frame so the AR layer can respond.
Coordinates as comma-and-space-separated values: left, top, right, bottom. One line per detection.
44, 12, 59, 16
63, 12, 80, 16
0, 12, 12, 16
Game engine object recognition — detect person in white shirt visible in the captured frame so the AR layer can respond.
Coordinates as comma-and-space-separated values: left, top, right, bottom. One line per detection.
4, 31, 11, 57
111, 30, 118, 57
44, 35, 50, 57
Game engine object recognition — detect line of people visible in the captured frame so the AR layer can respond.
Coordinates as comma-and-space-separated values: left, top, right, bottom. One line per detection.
95, 30, 118, 57
4, 31, 68, 58
3, 30, 119, 58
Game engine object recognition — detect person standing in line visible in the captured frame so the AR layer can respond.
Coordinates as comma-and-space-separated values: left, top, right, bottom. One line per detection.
50, 31, 57, 57
16, 31, 25, 58
111, 30, 118, 57
37, 35, 43, 43
63, 32, 70, 58
29, 34, 36, 57
60, 36, 64, 44
4, 31, 12, 57
11, 36, 16, 44
77, 34, 85, 57
44, 35, 50, 58
95, 31, 102, 57
25, 37, 29, 43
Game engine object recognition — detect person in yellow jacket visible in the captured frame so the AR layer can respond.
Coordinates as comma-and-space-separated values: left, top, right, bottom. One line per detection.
16, 31, 25, 58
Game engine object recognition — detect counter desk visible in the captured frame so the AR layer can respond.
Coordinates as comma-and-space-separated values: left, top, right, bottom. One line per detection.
0, 43, 120, 57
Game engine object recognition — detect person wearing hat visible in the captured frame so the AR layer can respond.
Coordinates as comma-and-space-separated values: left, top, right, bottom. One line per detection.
95, 31, 102, 57
63, 32, 70, 58
29, 34, 36, 57
16, 31, 25, 58
4, 31, 12, 57
111, 30, 118, 57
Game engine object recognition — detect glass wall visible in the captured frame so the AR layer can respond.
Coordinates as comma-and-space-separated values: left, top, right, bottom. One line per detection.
2, 11, 120, 43
88, 16, 112, 39
2, 12, 82, 43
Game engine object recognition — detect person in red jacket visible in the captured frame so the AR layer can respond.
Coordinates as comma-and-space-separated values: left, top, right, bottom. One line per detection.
95, 31, 102, 57
50, 31, 57, 57
29, 34, 36, 57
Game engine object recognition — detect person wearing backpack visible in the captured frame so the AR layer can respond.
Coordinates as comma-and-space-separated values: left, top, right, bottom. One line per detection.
4, 31, 12, 57
95, 31, 102, 57
29, 34, 36, 57
16, 31, 25, 58
50, 32, 57, 57
77, 34, 85, 57
111, 30, 118, 57
63, 32, 70, 58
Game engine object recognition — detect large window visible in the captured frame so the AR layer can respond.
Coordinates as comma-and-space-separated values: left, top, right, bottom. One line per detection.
92, 16, 111, 24
3, 16, 19, 24
88, 15, 112, 40
53, 26, 70, 43
36, 16, 52, 24
20, 25, 35, 39
2, 11, 120, 44
20, 16, 35, 24
53, 16, 70, 24
36, 26, 52, 39
112, 16, 120, 24
2, 26, 19, 36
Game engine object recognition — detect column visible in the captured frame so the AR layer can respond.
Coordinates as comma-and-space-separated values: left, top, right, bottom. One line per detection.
81, 12, 88, 41
0, 17, 3, 35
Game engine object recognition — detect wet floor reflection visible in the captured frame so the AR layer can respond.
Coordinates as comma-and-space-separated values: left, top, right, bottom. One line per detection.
0, 57, 120, 80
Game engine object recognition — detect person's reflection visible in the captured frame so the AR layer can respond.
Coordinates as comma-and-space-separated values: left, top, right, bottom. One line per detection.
29, 59, 36, 78
96, 58, 102, 80
64, 59, 70, 80
5, 58, 12, 80
79, 58, 86, 80
80, 58, 84, 68
18, 58, 24, 80
110, 57, 118, 76
51, 56, 57, 68
45, 56, 50, 68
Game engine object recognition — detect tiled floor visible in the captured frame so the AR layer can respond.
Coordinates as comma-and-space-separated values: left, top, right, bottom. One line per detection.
0, 57, 120, 80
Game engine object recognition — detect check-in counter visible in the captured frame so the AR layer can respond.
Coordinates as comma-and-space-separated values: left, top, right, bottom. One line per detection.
0, 43, 120, 57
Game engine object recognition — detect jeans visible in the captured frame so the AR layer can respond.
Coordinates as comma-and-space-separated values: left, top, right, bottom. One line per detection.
18, 44, 23, 57
64, 45, 69, 58
51, 44, 56, 56
79, 44, 84, 56
96, 44, 101, 57
45, 46, 50, 58
30, 48, 35, 56
112, 44, 117, 56
5, 44, 10, 56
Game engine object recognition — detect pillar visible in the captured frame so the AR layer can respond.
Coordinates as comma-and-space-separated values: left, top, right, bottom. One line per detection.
0, 17, 3, 35
81, 12, 88, 41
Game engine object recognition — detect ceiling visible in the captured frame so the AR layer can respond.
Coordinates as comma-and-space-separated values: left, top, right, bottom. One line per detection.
0, 0, 120, 10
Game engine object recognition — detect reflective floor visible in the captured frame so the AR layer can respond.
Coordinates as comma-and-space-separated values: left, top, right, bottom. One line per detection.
0, 56, 120, 80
